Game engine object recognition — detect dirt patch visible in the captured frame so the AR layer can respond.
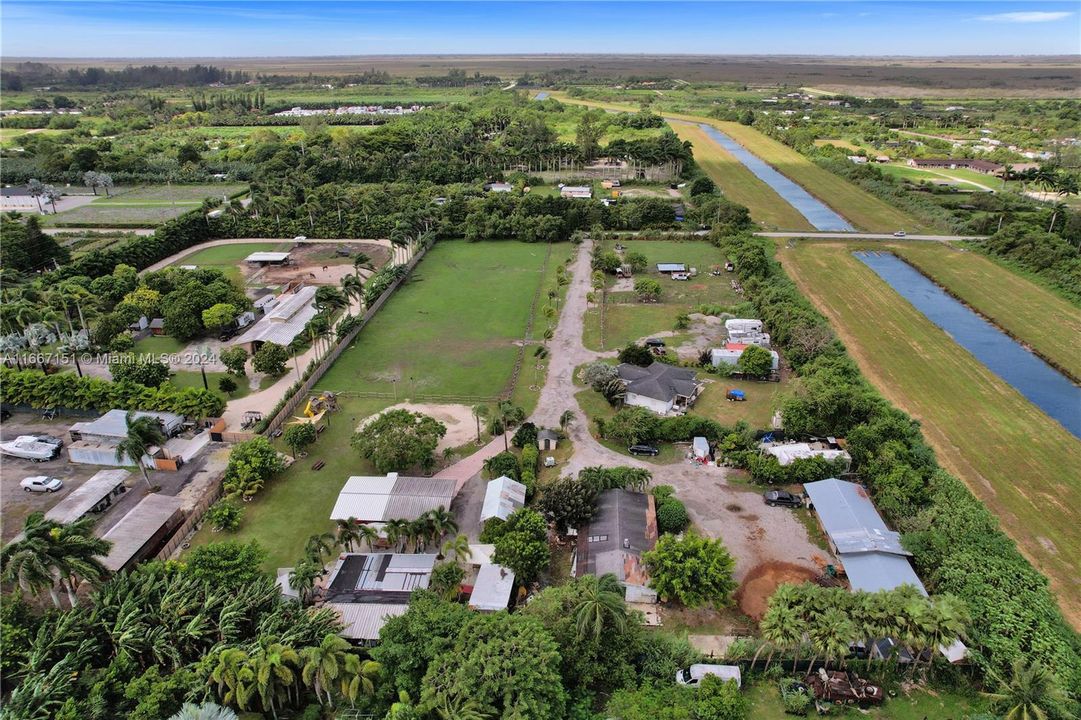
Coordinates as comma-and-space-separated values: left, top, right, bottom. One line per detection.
243, 242, 391, 288
725, 503, 744, 512
355, 402, 479, 453
734, 561, 819, 620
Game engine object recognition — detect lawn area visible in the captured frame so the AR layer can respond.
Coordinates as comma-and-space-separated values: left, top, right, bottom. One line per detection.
170, 241, 294, 286
48, 183, 248, 227
878, 164, 995, 192
813, 137, 862, 152
696, 377, 791, 431
744, 680, 983, 719
574, 388, 685, 465
315, 240, 553, 400
779, 241, 1081, 627
134, 334, 189, 356
670, 122, 814, 231
168, 369, 269, 402
890, 242, 1081, 381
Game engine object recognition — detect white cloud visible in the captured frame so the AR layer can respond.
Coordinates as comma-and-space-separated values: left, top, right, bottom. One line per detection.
978, 11, 1073, 23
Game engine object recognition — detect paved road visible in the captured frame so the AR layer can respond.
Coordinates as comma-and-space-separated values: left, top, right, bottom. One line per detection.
757, 231, 988, 242
527, 240, 829, 580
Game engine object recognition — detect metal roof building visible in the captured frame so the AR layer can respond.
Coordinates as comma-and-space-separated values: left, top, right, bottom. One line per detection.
232, 285, 319, 350
70, 409, 184, 441
99, 494, 184, 572
480, 475, 526, 523
245, 251, 291, 264
329, 473, 457, 523
468, 564, 515, 612
324, 553, 437, 642
656, 263, 687, 273
763, 442, 850, 467
576, 489, 657, 586
803, 478, 926, 595
45, 469, 129, 525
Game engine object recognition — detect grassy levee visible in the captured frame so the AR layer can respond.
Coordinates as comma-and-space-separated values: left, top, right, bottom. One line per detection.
668, 122, 814, 231
891, 243, 1081, 382
779, 241, 1081, 626
549, 91, 922, 233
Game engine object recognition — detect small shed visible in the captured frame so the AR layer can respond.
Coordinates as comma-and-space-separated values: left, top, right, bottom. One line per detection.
537, 428, 559, 451
468, 564, 516, 612
480, 475, 527, 523
148, 318, 165, 336
692, 436, 710, 460
657, 263, 687, 274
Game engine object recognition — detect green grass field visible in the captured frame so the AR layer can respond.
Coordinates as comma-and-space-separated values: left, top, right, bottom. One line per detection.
48, 183, 247, 227
890, 243, 1081, 380
877, 164, 996, 192
670, 122, 814, 231
744, 681, 983, 719
186, 240, 554, 570
696, 378, 790, 430
780, 241, 1081, 627
315, 240, 552, 399
170, 241, 293, 286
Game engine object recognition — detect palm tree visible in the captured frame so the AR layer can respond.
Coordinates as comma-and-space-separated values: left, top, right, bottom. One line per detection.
169, 703, 238, 720
300, 633, 354, 707
384, 518, 410, 553
471, 404, 489, 443
808, 607, 856, 669
338, 655, 381, 707
289, 560, 321, 606
929, 594, 969, 660
356, 523, 380, 551
352, 252, 374, 277
436, 694, 491, 720
1, 526, 56, 605
340, 274, 364, 315
250, 641, 300, 718
115, 412, 166, 489
314, 286, 348, 314
425, 506, 458, 545
573, 573, 627, 643
2, 512, 111, 609
440, 534, 472, 565
305, 532, 338, 563
1047, 201, 1068, 233
559, 410, 575, 432
211, 648, 255, 711
982, 659, 1068, 720
405, 517, 431, 552
335, 518, 362, 552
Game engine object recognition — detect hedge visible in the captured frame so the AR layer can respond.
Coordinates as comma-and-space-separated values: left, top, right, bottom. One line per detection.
0, 367, 224, 418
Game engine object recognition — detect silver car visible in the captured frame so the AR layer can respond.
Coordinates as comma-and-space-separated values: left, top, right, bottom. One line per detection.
21, 475, 64, 493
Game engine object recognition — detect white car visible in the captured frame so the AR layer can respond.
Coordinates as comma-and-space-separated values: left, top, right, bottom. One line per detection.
294, 235, 308, 241
671, 272, 690, 281
21, 476, 64, 493
893, 230, 907, 237
676, 664, 742, 688
1, 436, 61, 462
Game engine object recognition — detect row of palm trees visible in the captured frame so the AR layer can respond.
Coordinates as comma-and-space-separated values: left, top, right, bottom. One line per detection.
1, 278, 96, 341
752, 583, 969, 673
210, 633, 380, 717
290, 508, 464, 605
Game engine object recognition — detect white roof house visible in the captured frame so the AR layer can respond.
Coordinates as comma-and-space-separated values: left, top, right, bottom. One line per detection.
560, 185, 592, 199
763, 442, 850, 467
244, 251, 291, 264
232, 285, 319, 349
468, 564, 516, 612
656, 263, 687, 273
329, 473, 457, 523
480, 475, 526, 523
803, 478, 926, 595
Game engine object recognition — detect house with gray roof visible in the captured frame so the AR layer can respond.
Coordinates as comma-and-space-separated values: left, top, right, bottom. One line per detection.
232, 284, 318, 353
323, 552, 436, 644
803, 478, 926, 595
329, 473, 457, 527
617, 362, 702, 415
576, 489, 657, 590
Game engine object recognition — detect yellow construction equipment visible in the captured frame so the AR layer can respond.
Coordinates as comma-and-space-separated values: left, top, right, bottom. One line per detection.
291, 391, 338, 425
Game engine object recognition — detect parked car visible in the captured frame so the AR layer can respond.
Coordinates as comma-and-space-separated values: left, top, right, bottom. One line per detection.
21, 476, 64, 493
763, 489, 803, 508
629, 444, 660, 456
294, 235, 307, 241
671, 272, 690, 281
1, 436, 61, 462
893, 230, 906, 237
676, 665, 742, 688
645, 338, 666, 348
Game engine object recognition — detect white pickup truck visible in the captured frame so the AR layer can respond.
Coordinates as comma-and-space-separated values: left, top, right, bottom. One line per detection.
1, 436, 61, 462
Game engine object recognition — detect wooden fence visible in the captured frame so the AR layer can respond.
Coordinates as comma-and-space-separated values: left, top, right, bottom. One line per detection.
502, 240, 553, 400
262, 245, 430, 437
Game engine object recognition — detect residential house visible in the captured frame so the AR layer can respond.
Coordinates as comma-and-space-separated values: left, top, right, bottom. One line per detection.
99, 494, 185, 573
323, 553, 437, 644
468, 563, 516, 612
232, 285, 319, 354
907, 158, 1004, 175
710, 343, 780, 371
575, 489, 658, 593
480, 475, 526, 523
329, 473, 457, 530
68, 410, 184, 467
617, 362, 703, 415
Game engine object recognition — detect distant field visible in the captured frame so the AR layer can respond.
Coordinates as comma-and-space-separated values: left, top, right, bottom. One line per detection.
780, 241, 1081, 627
49, 183, 247, 227
878, 164, 996, 191
670, 121, 813, 231
891, 243, 1081, 380
813, 138, 861, 152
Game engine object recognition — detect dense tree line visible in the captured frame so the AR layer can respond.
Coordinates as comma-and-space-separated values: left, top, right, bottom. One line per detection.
0, 62, 249, 91
713, 231, 1081, 695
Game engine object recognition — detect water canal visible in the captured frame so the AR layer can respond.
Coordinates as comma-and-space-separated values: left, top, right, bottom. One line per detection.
696, 123, 855, 232
855, 251, 1081, 438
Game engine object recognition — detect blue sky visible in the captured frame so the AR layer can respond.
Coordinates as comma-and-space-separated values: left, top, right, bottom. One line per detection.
1, 1, 1079, 58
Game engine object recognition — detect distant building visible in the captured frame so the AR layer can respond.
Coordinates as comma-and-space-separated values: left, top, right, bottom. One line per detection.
576, 489, 657, 592
560, 185, 593, 199
656, 263, 687, 274
468, 563, 515, 612
323, 553, 437, 644
762, 440, 850, 467
1, 186, 39, 211
244, 251, 291, 265
329, 473, 457, 529
908, 158, 1004, 175
232, 285, 319, 353
617, 362, 703, 415
486, 182, 513, 193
